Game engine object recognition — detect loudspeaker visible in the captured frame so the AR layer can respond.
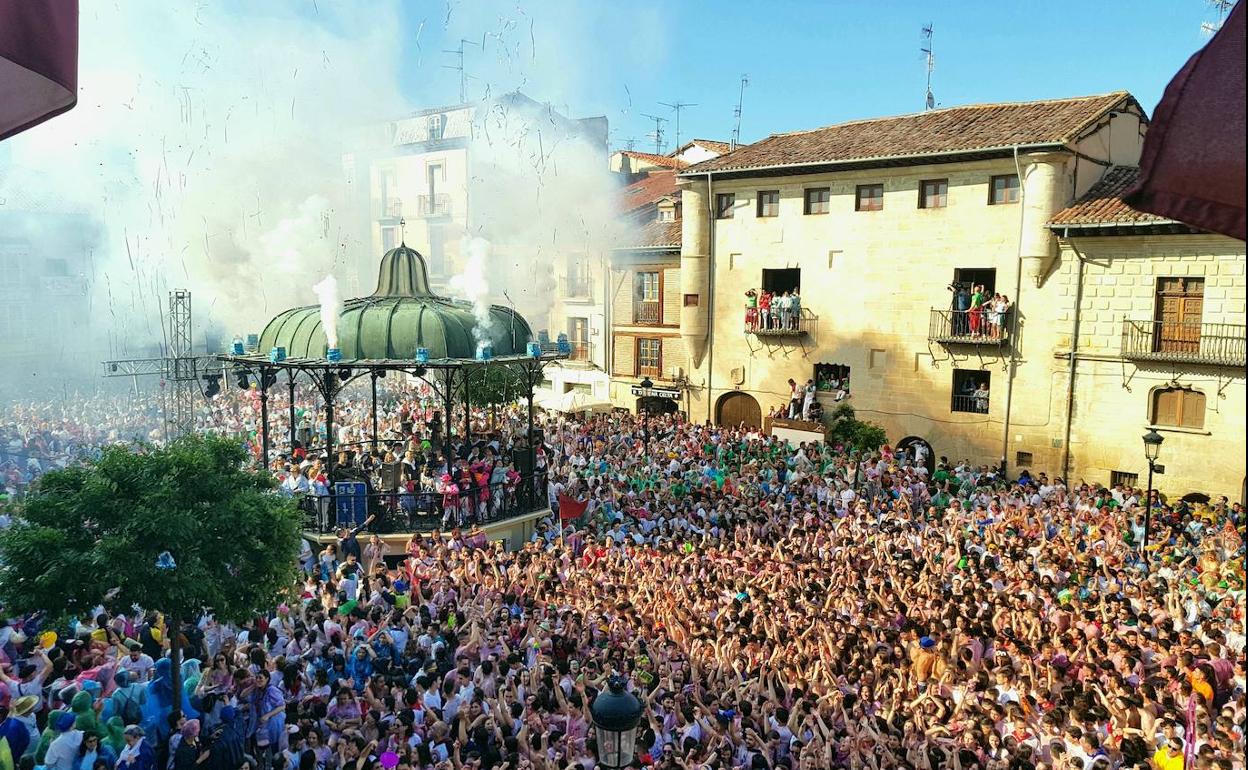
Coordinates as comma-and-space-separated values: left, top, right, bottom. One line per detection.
381, 462, 403, 490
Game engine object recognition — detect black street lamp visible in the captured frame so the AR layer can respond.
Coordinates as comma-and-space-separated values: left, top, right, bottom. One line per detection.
639, 376, 653, 447
1142, 428, 1164, 572
592, 675, 643, 769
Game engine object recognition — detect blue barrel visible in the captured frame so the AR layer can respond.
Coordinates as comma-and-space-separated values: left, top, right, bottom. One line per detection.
415, 347, 429, 363
527, 342, 542, 358
326, 348, 342, 362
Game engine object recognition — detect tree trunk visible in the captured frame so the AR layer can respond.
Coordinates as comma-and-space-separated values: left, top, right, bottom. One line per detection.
168, 616, 183, 719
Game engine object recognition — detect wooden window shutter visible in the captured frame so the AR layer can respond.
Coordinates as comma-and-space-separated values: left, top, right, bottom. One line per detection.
1153, 388, 1179, 426
1180, 390, 1206, 429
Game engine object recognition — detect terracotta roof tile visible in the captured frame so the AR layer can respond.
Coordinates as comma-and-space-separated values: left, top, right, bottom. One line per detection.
683, 92, 1140, 174
618, 171, 681, 215
1049, 166, 1172, 226
683, 139, 733, 154
616, 219, 682, 250
617, 150, 688, 169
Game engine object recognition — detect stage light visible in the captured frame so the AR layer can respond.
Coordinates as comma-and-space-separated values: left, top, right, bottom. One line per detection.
235, 369, 251, 390
203, 375, 221, 398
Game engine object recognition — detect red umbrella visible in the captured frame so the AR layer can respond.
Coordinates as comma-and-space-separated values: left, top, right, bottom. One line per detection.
1125, 0, 1245, 240
0, 0, 78, 142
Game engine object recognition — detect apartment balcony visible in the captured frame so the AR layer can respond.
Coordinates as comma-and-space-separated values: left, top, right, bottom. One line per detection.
380, 198, 403, 219
1121, 319, 1246, 367
415, 193, 452, 218
633, 300, 661, 324
928, 309, 1011, 346
744, 302, 809, 336
566, 341, 592, 363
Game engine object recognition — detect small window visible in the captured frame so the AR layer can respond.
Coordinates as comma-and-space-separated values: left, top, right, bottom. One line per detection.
1015, 451, 1034, 468
952, 369, 990, 414
757, 190, 780, 218
804, 187, 830, 215
1151, 387, 1205, 429
636, 338, 662, 376
657, 208, 675, 223
815, 363, 850, 394
428, 113, 444, 139
683, 294, 699, 307
1110, 470, 1140, 488
990, 174, 1020, 205
715, 192, 736, 219
919, 179, 948, 209
635, 272, 660, 302
856, 184, 884, 212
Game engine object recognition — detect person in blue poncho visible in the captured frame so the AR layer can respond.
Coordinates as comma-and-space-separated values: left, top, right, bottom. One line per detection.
178, 659, 201, 720
140, 660, 173, 743
207, 706, 245, 770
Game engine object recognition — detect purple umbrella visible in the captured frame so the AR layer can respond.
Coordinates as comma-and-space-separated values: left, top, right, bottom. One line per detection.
1125, 0, 1245, 240
0, 0, 78, 141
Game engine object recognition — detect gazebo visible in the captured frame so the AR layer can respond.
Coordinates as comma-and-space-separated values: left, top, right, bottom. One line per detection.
219, 243, 565, 518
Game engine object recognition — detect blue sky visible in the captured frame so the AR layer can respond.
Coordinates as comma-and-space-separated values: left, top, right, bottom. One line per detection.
389, 0, 1220, 151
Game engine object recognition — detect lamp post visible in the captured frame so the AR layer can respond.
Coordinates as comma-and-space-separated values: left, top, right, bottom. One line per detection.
1142, 428, 1164, 572
639, 376, 653, 447
592, 675, 643, 769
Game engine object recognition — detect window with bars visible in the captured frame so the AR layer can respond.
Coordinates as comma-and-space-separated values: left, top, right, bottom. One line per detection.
716, 193, 736, 219
856, 184, 884, 212
919, 179, 948, 209
1110, 470, 1139, 488
989, 174, 1020, 204
804, 187, 830, 215
1151, 386, 1206, 429
757, 190, 780, 218
636, 338, 662, 376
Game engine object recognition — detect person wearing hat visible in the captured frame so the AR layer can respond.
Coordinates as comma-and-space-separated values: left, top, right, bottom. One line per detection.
117, 724, 155, 770
0, 694, 39, 761
43, 710, 83, 770
173, 719, 207, 770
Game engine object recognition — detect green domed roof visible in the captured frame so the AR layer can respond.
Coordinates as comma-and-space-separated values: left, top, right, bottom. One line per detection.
258, 244, 532, 360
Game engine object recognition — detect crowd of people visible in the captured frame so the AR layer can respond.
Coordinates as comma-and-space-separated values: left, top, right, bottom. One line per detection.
1, 393, 1245, 770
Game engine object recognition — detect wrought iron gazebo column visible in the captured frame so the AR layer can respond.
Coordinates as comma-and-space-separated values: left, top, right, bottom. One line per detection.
463, 368, 472, 448
287, 372, 297, 451
371, 371, 380, 453
441, 369, 455, 476
258, 366, 272, 470
325, 367, 337, 478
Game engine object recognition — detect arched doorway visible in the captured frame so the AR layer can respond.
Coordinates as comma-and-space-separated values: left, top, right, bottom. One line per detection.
896, 435, 936, 475
716, 391, 762, 429
637, 396, 678, 416
1180, 492, 1211, 505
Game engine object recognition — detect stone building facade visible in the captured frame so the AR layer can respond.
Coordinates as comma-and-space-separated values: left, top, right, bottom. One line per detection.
625, 91, 1245, 500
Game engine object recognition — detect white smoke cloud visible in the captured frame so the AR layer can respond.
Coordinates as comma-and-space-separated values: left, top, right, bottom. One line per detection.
311, 275, 343, 350
449, 236, 495, 350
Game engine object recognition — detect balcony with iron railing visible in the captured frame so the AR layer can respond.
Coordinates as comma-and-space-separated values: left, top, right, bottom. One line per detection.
928, 309, 1011, 346
633, 300, 661, 324
1121, 318, 1246, 367
415, 193, 452, 218
744, 294, 809, 336
380, 197, 403, 219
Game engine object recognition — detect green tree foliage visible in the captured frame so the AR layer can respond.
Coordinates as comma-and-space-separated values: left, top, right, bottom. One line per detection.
468, 364, 527, 406
826, 403, 888, 453
0, 433, 303, 627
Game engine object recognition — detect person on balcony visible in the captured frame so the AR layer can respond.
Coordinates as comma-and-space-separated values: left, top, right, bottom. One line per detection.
786, 378, 801, 419
801, 378, 816, 420
758, 290, 773, 330
973, 381, 991, 413
789, 289, 801, 330
777, 291, 793, 331
744, 289, 758, 330
968, 284, 986, 337
950, 283, 971, 335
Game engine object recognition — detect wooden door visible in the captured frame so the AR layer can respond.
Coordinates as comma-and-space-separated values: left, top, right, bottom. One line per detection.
1154, 277, 1204, 353
717, 392, 762, 429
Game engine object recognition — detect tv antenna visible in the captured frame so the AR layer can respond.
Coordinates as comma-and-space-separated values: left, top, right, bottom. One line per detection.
731, 74, 749, 150
641, 113, 668, 154
1201, 0, 1232, 35
921, 24, 936, 110
624, 137, 638, 151
659, 100, 698, 152
442, 38, 480, 103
